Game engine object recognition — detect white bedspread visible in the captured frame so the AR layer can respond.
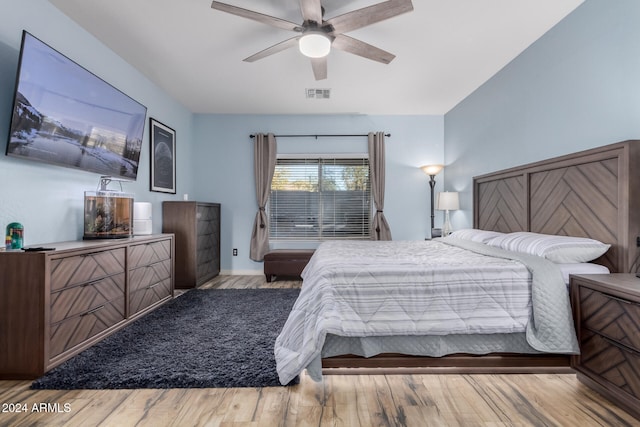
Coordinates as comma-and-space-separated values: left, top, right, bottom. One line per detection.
274, 239, 579, 384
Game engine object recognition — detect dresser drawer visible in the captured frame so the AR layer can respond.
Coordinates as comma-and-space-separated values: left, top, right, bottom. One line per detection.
197, 219, 215, 236
197, 233, 214, 251
50, 248, 125, 292
579, 286, 640, 352
197, 262, 215, 282
580, 329, 640, 400
129, 278, 172, 315
50, 273, 125, 324
49, 297, 125, 358
197, 204, 218, 235
129, 259, 171, 293
128, 239, 171, 269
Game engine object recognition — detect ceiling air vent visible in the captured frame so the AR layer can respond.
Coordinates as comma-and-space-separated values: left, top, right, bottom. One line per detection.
306, 88, 331, 99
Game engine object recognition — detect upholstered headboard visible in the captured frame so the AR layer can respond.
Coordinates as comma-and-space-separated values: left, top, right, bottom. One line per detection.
474, 140, 640, 273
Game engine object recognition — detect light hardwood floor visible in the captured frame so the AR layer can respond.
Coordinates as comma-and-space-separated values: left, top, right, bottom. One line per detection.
0, 275, 637, 427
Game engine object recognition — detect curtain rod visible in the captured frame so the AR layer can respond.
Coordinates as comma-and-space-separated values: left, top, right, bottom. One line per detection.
249, 133, 390, 140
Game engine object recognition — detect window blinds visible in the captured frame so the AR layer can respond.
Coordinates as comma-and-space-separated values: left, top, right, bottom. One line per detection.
269, 157, 371, 240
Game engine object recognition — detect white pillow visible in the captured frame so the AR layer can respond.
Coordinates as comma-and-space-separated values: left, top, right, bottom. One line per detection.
448, 229, 505, 244
486, 232, 610, 263
558, 263, 610, 285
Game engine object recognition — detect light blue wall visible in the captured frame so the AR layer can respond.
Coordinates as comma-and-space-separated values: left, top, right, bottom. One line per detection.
0, 0, 195, 245
11, 0, 625, 276
444, 0, 640, 230
4, 0, 631, 276
192, 114, 443, 273
0, 1, 443, 275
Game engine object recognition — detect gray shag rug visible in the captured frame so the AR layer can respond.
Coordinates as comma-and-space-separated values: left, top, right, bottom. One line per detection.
31, 288, 300, 389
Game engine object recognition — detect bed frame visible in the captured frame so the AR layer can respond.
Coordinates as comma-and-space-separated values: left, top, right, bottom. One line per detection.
322, 140, 640, 375
474, 140, 640, 274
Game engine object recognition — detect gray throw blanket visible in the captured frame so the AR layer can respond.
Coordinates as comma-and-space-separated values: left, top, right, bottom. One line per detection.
441, 238, 580, 354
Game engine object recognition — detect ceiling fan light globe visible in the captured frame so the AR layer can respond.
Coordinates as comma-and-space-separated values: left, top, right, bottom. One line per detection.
299, 33, 331, 58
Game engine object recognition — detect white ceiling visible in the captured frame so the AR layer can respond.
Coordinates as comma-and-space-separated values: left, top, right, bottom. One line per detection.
49, 0, 583, 115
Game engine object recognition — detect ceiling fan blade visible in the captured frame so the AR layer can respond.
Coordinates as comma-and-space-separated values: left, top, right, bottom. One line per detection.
332, 34, 395, 64
310, 57, 327, 80
299, 0, 323, 24
211, 1, 301, 32
325, 0, 413, 34
243, 36, 300, 62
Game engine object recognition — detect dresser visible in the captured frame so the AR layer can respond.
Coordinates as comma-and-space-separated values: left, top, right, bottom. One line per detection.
0, 234, 174, 379
162, 201, 220, 288
570, 274, 640, 419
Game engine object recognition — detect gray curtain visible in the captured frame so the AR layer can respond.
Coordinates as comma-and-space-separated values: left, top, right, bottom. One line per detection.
250, 133, 277, 261
368, 131, 392, 240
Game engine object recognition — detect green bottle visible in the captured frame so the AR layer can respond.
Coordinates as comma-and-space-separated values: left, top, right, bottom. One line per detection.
6, 222, 23, 250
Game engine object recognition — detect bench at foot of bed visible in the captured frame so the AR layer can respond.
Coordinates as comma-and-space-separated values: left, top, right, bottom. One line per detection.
264, 249, 315, 282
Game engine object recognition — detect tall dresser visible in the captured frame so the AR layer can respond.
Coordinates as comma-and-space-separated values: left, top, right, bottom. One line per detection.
162, 201, 220, 288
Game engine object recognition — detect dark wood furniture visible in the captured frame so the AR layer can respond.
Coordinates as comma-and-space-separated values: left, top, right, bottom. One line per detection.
264, 249, 315, 282
323, 354, 571, 374
162, 201, 220, 289
474, 140, 640, 274
570, 273, 640, 420
322, 140, 640, 374
0, 234, 174, 379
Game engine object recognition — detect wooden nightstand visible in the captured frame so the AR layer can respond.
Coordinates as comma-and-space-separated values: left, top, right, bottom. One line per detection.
569, 273, 640, 420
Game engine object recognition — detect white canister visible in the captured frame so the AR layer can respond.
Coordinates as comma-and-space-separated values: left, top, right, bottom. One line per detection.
133, 202, 153, 235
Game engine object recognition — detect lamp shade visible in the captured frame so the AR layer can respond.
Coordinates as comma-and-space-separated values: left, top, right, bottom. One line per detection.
420, 164, 444, 176
437, 191, 459, 211
299, 32, 331, 58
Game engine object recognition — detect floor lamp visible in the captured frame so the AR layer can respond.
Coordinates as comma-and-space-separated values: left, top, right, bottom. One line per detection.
420, 164, 444, 238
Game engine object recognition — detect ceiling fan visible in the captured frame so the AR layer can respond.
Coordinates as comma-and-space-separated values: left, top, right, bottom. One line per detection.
210, 0, 414, 80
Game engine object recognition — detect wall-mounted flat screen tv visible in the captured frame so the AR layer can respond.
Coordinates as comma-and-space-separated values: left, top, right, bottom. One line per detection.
5, 31, 147, 180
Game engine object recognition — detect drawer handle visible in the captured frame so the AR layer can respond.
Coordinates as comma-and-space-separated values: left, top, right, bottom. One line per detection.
605, 294, 633, 305
80, 252, 101, 258
81, 278, 103, 287
147, 283, 161, 290
79, 249, 122, 257
81, 305, 105, 316
601, 335, 640, 356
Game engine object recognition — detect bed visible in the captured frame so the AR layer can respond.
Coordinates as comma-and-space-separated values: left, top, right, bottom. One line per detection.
274, 140, 640, 384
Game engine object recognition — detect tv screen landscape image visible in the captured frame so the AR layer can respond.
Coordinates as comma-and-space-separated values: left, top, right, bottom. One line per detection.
6, 31, 147, 180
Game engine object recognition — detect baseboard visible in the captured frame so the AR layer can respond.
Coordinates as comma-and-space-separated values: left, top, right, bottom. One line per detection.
219, 269, 264, 276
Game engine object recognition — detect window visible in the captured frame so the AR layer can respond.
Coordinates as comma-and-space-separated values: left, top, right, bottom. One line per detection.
269, 156, 371, 240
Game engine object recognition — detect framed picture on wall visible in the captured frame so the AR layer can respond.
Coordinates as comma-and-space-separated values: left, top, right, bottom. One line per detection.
149, 118, 176, 194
